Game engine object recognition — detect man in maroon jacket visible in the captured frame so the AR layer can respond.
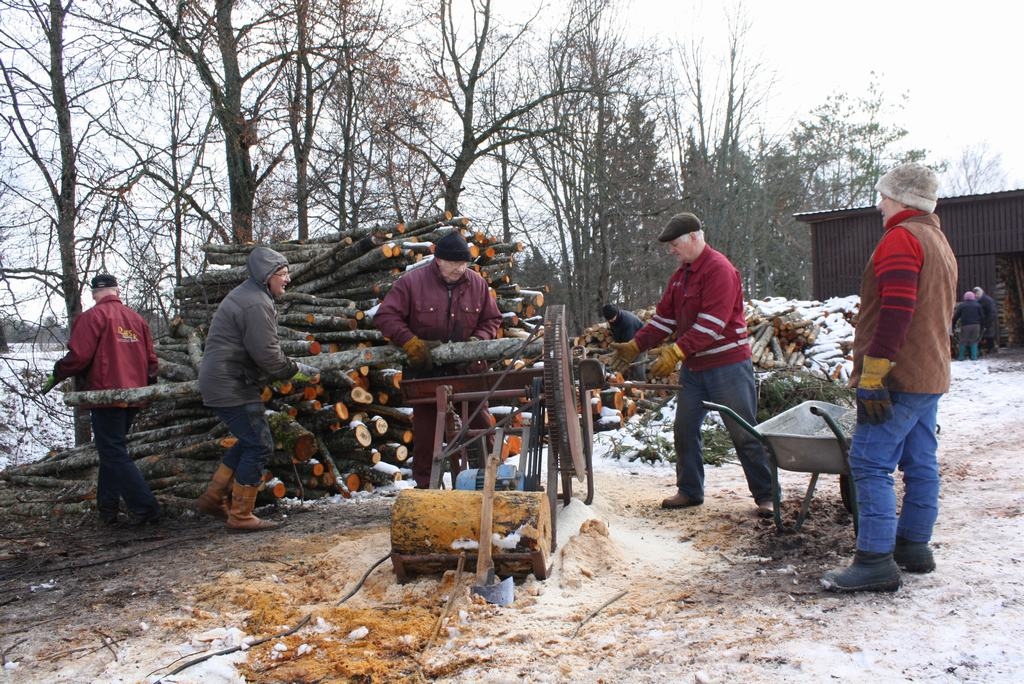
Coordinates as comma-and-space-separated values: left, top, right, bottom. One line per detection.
607, 213, 773, 516
374, 231, 503, 488
44, 274, 160, 525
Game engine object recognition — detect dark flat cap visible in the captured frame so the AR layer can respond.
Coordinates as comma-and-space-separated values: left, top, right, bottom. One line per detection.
90, 274, 118, 289
657, 212, 703, 242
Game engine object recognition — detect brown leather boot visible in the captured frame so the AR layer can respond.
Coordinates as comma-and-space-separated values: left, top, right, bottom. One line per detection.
196, 464, 234, 519
226, 482, 279, 532
661, 492, 703, 509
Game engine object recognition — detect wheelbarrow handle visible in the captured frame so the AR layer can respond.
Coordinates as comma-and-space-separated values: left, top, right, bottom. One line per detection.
701, 401, 765, 444
809, 405, 851, 456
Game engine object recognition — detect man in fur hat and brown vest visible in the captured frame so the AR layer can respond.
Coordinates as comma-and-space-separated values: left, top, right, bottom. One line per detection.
822, 163, 957, 593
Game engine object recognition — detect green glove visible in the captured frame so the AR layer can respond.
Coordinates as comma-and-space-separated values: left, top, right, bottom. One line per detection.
649, 343, 685, 378
41, 374, 59, 395
402, 337, 434, 371
607, 340, 640, 373
291, 362, 321, 384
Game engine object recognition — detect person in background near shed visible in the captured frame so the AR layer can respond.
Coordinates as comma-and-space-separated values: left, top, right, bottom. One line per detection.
952, 291, 983, 361
972, 286, 998, 355
606, 212, 774, 517
198, 247, 321, 532
374, 231, 503, 488
602, 304, 646, 381
821, 163, 957, 593
42, 274, 161, 526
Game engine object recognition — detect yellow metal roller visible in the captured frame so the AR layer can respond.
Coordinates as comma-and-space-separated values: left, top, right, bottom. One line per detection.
390, 488, 551, 581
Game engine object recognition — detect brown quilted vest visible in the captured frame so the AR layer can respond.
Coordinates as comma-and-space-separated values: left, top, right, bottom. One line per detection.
852, 213, 958, 394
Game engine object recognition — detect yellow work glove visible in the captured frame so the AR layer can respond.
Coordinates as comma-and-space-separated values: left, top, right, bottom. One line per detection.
607, 340, 640, 373
648, 343, 686, 378
856, 355, 894, 424
402, 336, 434, 371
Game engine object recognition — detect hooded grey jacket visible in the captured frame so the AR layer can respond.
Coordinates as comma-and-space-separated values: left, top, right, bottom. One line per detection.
198, 246, 298, 407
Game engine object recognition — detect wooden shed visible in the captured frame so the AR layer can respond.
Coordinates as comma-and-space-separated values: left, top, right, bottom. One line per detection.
797, 189, 1024, 346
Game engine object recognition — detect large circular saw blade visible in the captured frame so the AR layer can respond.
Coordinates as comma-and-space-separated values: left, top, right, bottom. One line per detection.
543, 305, 586, 481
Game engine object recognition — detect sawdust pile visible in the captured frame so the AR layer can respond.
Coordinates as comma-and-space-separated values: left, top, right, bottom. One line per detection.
557, 518, 623, 590
238, 605, 438, 682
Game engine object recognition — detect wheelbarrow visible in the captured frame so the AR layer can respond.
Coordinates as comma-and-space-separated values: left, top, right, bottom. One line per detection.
702, 400, 858, 534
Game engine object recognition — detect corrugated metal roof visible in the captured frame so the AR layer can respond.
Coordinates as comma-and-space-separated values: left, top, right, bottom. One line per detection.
794, 188, 1024, 223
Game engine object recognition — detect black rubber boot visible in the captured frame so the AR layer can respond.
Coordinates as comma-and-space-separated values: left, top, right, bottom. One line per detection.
821, 551, 901, 593
894, 536, 935, 573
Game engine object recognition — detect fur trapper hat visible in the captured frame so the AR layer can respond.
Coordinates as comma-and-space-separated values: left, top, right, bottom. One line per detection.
875, 164, 939, 213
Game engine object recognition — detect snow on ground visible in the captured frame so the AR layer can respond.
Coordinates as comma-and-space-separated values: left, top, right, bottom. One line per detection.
2, 339, 1023, 683
0, 344, 74, 470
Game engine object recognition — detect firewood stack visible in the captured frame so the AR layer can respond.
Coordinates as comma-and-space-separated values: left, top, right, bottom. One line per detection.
745, 306, 818, 370
0, 214, 550, 518
573, 307, 655, 432
572, 298, 859, 433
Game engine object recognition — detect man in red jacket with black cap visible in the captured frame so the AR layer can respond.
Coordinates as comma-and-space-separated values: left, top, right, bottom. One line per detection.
44, 274, 161, 526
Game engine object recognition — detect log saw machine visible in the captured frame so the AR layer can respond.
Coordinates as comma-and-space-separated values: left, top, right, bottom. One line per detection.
389, 305, 601, 582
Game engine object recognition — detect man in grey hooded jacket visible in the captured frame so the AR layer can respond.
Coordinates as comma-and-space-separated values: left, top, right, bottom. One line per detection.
197, 246, 319, 531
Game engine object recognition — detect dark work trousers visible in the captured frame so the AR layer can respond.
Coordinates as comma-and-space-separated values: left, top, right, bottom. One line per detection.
213, 402, 274, 486
91, 407, 160, 520
412, 401, 494, 488
673, 359, 773, 504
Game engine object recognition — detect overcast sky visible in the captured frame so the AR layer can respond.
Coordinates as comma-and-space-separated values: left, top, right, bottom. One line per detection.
626, 0, 1024, 191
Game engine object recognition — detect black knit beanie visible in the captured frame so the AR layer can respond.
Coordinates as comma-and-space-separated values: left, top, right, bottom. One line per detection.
434, 232, 472, 261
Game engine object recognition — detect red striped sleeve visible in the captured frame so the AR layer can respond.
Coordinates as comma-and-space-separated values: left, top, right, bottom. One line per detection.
867, 214, 924, 359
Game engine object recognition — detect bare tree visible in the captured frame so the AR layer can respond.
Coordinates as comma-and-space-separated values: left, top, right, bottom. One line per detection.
0, 0, 118, 443
943, 143, 1008, 195
0, 0, 83, 323
660, 8, 818, 298
520, 0, 663, 331
125, 0, 296, 243
276, 0, 395, 238
399, 0, 588, 215
302, 0, 417, 232
663, 9, 772, 261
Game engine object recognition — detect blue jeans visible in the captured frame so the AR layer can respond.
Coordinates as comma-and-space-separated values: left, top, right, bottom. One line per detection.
91, 407, 159, 519
850, 392, 941, 553
214, 403, 273, 486
674, 360, 772, 503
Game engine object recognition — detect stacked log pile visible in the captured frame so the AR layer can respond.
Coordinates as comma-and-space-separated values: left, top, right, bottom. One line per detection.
573, 307, 656, 431
575, 297, 860, 432
0, 214, 547, 517
748, 297, 861, 382
745, 305, 819, 370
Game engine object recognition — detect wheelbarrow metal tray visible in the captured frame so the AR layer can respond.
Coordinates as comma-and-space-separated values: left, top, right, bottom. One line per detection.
754, 400, 853, 475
